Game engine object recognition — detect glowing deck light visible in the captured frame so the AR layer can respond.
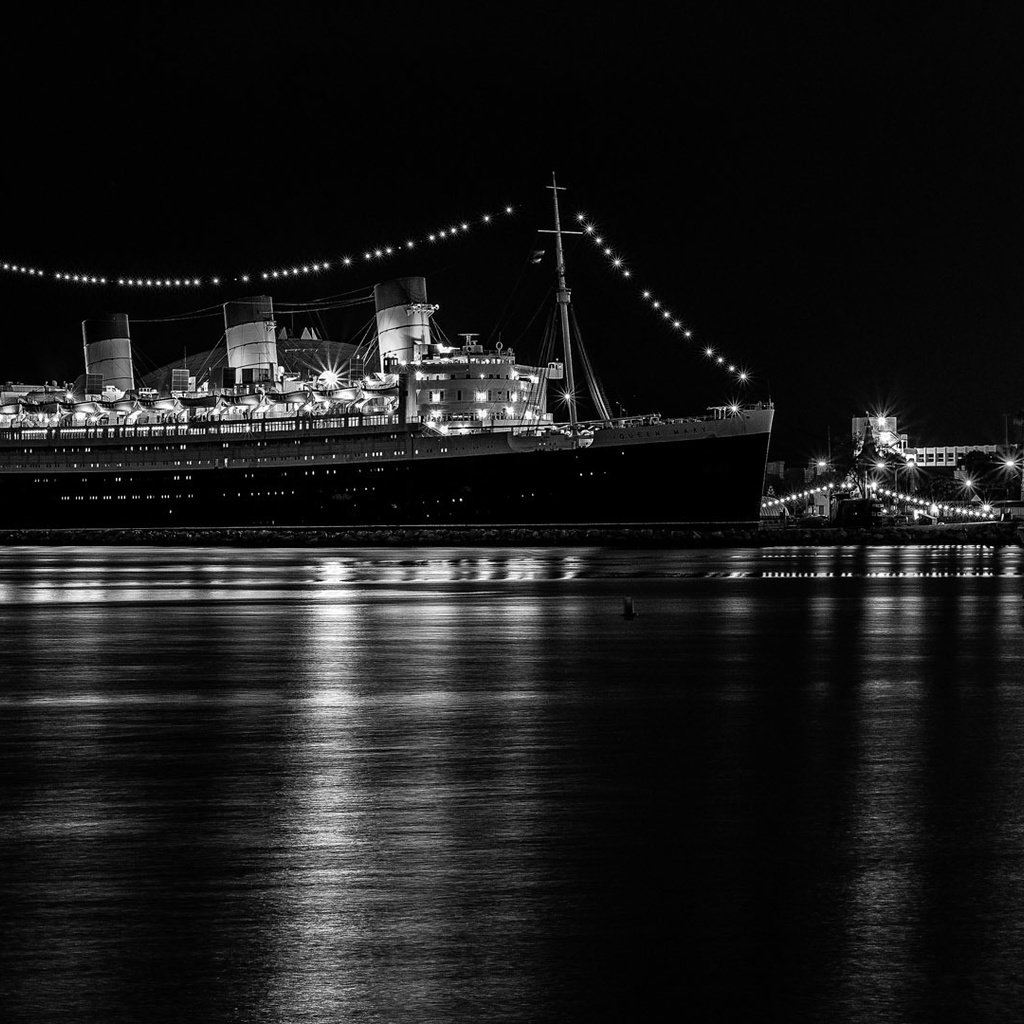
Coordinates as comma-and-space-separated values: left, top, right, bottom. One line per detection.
738, 372, 748, 381
705, 347, 714, 357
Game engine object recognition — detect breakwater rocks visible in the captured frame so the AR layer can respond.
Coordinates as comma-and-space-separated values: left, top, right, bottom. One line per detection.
1, 522, 1022, 547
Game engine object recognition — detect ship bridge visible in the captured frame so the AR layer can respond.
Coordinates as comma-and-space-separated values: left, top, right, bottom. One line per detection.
391, 335, 563, 432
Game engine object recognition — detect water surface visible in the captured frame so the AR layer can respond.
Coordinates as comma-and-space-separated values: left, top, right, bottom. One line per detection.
2, 545, 1023, 1022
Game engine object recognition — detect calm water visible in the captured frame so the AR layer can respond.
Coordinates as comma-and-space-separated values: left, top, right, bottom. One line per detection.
2, 545, 1024, 1023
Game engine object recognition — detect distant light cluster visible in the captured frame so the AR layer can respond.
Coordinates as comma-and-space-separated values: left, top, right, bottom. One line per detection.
762, 482, 996, 519
0, 205, 517, 291
574, 211, 751, 386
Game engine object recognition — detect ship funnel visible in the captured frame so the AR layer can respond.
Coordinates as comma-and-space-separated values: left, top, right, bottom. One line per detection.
82, 314, 135, 392
223, 296, 278, 382
373, 277, 436, 371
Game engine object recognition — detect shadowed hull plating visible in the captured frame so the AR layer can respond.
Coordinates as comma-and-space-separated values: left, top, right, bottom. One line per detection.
0, 419, 771, 529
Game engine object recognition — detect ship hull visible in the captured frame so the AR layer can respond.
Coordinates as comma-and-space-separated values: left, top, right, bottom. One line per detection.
0, 412, 772, 530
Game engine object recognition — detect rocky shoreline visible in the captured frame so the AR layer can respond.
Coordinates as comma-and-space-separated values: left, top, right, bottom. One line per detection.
1, 521, 1021, 547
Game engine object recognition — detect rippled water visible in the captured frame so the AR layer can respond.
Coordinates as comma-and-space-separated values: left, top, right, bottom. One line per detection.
2, 545, 1024, 1022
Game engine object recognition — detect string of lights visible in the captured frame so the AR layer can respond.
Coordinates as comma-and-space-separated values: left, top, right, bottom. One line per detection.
573, 212, 751, 386
0, 205, 517, 291
252, 207, 514, 284
872, 485, 995, 518
761, 484, 834, 508
761, 483, 996, 519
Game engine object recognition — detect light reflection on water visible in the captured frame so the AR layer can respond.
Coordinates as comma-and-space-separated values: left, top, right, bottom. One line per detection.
1, 545, 1024, 1022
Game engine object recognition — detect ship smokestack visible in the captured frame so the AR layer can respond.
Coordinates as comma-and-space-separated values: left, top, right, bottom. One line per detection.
373, 277, 436, 372
223, 296, 278, 382
82, 314, 135, 392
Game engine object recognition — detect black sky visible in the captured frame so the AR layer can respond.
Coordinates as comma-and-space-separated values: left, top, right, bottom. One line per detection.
2, 5, 1023, 460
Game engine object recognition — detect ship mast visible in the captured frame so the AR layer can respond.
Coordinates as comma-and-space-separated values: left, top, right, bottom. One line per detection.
543, 174, 584, 431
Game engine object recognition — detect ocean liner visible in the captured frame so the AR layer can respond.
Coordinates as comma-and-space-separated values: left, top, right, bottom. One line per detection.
0, 186, 772, 530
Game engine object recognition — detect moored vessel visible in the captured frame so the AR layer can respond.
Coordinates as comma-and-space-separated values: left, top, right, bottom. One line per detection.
0, 183, 773, 529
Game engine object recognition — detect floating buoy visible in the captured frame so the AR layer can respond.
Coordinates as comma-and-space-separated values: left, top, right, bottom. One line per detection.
623, 597, 637, 619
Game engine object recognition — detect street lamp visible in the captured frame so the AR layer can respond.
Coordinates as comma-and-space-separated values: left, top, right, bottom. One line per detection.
961, 476, 976, 513
1003, 457, 1023, 501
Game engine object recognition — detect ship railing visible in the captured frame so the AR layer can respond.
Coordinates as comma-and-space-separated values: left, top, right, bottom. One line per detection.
0, 412, 406, 444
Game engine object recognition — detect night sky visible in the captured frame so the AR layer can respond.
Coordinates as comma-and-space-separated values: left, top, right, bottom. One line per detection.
2, 6, 1023, 462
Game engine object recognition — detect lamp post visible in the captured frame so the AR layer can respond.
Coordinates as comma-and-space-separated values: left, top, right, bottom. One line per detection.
1003, 457, 1023, 501
962, 476, 976, 512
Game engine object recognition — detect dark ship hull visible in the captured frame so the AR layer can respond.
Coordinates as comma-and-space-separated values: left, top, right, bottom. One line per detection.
0, 409, 772, 530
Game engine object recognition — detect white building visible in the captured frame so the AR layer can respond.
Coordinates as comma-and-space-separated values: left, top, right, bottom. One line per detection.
903, 444, 1001, 468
